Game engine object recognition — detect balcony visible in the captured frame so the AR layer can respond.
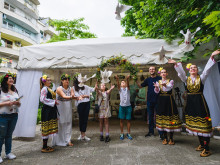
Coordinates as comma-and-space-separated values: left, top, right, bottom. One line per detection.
43, 26, 58, 36
3, 8, 39, 33
0, 46, 19, 58
2, 24, 38, 45
7, 0, 39, 19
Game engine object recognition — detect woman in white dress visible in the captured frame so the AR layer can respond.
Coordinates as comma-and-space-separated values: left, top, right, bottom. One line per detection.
52, 74, 78, 146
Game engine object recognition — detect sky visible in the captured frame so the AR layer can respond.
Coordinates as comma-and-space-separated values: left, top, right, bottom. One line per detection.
38, 0, 126, 38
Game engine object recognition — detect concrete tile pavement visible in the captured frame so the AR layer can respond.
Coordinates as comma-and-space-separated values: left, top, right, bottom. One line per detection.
1, 119, 220, 165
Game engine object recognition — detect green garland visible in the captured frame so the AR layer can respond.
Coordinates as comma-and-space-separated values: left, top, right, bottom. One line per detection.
96, 55, 139, 81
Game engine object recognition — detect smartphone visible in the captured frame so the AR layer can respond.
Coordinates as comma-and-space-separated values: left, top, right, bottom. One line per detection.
16, 95, 23, 101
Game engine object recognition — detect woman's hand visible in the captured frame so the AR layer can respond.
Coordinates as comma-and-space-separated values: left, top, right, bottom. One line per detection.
161, 83, 167, 87
6, 101, 13, 106
211, 49, 220, 60
168, 59, 177, 65
82, 95, 89, 98
14, 101, 21, 106
153, 82, 159, 89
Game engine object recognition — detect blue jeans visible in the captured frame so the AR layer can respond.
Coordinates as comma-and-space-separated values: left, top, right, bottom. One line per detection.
147, 101, 163, 135
0, 113, 18, 156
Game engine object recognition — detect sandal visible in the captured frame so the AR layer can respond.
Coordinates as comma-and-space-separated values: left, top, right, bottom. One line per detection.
195, 145, 204, 151
41, 147, 54, 153
200, 149, 211, 157
162, 139, 168, 145
67, 142, 74, 146
168, 139, 175, 145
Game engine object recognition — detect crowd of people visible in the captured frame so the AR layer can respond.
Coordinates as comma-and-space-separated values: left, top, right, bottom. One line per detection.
0, 50, 219, 163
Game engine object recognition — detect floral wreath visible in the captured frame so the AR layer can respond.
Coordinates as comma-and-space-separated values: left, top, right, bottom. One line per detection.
158, 67, 164, 74
186, 63, 192, 70
60, 73, 71, 80
73, 72, 80, 80
0, 72, 16, 83
96, 55, 139, 81
41, 75, 48, 83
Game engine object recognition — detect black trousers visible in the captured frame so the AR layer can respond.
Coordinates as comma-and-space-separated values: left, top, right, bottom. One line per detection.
77, 101, 90, 132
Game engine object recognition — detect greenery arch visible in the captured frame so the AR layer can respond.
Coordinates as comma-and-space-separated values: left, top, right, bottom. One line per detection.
96, 55, 140, 81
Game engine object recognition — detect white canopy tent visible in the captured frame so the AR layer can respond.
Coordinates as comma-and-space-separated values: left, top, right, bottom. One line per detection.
17, 37, 183, 69
13, 37, 220, 137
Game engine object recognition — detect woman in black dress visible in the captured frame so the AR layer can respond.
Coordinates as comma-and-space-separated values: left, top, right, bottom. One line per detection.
169, 50, 220, 157
40, 75, 58, 153
154, 68, 181, 145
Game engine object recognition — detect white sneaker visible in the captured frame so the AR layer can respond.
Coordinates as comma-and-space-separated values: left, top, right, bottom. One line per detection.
83, 136, 91, 141
0, 157, 3, 163
5, 153, 16, 160
77, 135, 82, 141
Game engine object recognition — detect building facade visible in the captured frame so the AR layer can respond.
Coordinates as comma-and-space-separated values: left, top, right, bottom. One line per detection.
0, 0, 57, 73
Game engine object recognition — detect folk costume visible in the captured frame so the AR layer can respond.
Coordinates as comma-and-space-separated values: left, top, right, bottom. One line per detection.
154, 79, 182, 144
40, 86, 58, 151
174, 57, 216, 155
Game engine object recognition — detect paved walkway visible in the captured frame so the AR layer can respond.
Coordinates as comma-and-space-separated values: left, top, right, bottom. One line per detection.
2, 119, 220, 165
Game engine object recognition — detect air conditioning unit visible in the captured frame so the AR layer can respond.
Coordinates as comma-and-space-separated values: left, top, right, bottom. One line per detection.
15, 41, 21, 47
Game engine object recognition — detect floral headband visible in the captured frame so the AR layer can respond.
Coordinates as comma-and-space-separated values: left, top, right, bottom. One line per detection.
60, 73, 71, 80
158, 67, 163, 74
186, 63, 192, 70
73, 72, 80, 80
0, 72, 16, 83
41, 75, 48, 83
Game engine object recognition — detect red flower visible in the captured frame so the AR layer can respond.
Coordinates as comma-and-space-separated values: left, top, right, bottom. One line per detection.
205, 117, 209, 120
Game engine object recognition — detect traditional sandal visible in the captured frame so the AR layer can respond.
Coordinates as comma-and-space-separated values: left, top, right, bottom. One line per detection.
41, 147, 54, 153
168, 139, 175, 145
162, 139, 168, 145
195, 145, 204, 151
200, 149, 211, 157
67, 142, 74, 146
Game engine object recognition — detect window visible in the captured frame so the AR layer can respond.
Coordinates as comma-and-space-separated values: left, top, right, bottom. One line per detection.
3, 20, 7, 26
10, 6, 15, 12
25, 31, 31, 37
2, 39, 13, 48
4, 2, 9, 9
8, 23, 14, 29
4, 2, 15, 12
40, 31, 44, 38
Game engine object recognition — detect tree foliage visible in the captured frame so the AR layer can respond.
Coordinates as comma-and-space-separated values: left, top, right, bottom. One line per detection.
120, 0, 220, 60
47, 18, 97, 43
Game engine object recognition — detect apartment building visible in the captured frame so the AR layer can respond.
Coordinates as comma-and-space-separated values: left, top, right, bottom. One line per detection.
0, 0, 57, 73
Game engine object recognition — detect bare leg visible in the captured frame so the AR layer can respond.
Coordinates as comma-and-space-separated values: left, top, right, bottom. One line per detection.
99, 118, 104, 134
127, 120, 131, 134
120, 119, 124, 133
104, 118, 109, 134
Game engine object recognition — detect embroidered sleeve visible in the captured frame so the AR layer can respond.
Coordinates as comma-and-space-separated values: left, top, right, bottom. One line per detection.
200, 57, 216, 84
163, 80, 174, 92
154, 82, 160, 93
174, 63, 187, 84
40, 87, 55, 107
